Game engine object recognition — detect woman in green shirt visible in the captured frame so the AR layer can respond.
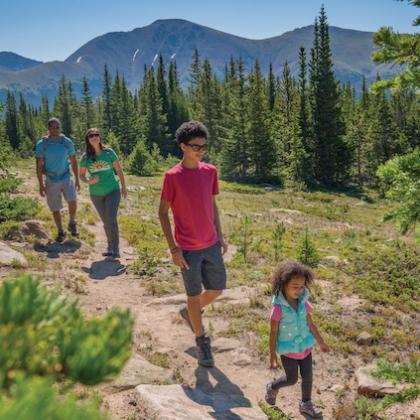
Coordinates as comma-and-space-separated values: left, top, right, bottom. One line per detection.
80, 128, 127, 258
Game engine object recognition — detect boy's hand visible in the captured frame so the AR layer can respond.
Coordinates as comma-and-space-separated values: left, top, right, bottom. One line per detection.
220, 240, 228, 255
319, 342, 330, 352
171, 248, 189, 270
270, 353, 280, 369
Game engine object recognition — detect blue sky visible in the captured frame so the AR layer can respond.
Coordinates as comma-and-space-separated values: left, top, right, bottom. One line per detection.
1, 0, 418, 62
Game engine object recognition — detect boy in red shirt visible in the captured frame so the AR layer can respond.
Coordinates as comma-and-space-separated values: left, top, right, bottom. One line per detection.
159, 121, 227, 367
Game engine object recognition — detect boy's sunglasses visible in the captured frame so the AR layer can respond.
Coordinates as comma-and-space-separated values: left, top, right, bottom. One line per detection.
186, 143, 208, 152
88, 133, 100, 138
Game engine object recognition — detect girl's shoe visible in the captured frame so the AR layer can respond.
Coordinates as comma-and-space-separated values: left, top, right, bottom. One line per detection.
265, 383, 279, 406
299, 400, 322, 418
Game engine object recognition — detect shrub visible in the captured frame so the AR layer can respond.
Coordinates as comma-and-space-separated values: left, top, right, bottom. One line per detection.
377, 148, 420, 235
0, 174, 21, 193
0, 221, 23, 240
127, 141, 160, 176
296, 228, 320, 268
0, 275, 133, 388
0, 196, 40, 222
0, 377, 104, 420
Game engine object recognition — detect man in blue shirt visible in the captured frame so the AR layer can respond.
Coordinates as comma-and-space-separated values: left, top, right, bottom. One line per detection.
35, 118, 80, 242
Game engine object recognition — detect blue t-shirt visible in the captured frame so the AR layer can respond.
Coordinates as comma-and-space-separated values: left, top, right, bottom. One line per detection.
35, 136, 76, 181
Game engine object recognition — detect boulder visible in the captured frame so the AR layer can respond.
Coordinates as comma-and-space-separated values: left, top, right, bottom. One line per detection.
135, 384, 266, 419
212, 337, 240, 353
232, 348, 252, 367
356, 331, 373, 345
21, 221, 48, 240
0, 241, 28, 267
321, 255, 341, 267
356, 365, 400, 397
112, 354, 173, 391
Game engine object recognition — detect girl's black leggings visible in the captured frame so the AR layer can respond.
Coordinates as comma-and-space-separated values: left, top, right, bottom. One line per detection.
270, 352, 313, 402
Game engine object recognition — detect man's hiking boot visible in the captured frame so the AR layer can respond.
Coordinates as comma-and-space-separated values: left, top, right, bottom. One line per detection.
299, 400, 323, 418
56, 230, 66, 243
68, 221, 79, 237
195, 335, 214, 368
265, 383, 279, 406
180, 306, 204, 333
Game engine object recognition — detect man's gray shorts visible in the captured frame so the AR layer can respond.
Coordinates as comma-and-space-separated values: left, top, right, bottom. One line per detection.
45, 177, 77, 212
181, 241, 227, 297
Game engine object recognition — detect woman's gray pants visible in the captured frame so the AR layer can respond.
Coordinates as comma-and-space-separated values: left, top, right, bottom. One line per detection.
90, 189, 121, 255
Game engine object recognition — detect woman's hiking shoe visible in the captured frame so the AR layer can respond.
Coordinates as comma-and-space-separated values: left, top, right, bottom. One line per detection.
180, 306, 204, 332
265, 383, 279, 406
299, 400, 323, 418
195, 335, 214, 368
56, 230, 66, 243
68, 221, 79, 237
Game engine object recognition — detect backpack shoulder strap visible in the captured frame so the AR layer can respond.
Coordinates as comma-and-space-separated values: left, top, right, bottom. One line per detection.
59, 135, 71, 150
42, 136, 49, 153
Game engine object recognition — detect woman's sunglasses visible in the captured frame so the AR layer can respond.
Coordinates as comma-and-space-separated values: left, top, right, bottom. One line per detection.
88, 133, 100, 139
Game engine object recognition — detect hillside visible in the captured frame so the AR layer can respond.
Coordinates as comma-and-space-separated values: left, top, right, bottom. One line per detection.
0, 160, 418, 419
0, 19, 398, 105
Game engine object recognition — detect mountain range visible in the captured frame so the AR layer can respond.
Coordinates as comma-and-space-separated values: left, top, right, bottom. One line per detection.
0, 19, 396, 105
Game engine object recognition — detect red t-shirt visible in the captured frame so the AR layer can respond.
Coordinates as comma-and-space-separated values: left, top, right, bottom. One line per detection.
160, 162, 219, 251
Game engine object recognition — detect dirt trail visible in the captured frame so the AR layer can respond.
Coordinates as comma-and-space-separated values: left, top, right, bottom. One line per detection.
8, 168, 357, 419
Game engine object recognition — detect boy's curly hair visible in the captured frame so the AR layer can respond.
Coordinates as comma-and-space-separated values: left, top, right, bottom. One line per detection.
175, 120, 209, 146
271, 260, 314, 296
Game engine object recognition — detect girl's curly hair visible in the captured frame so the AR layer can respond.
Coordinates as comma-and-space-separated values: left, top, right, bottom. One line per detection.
271, 260, 314, 296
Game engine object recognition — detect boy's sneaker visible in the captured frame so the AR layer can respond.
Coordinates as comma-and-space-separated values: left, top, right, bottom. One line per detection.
56, 230, 66, 243
299, 400, 323, 418
265, 383, 279, 406
180, 306, 204, 333
195, 335, 214, 368
68, 221, 79, 237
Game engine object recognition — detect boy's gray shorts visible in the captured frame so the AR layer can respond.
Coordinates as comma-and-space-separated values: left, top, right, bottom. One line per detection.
181, 241, 227, 297
45, 177, 77, 212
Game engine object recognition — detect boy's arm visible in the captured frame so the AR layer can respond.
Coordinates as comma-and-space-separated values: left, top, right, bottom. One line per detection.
307, 313, 330, 352
158, 200, 189, 269
213, 197, 227, 254
269, 318, 280, 368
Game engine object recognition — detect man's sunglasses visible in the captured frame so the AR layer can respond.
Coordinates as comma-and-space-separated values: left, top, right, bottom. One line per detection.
88, 133, 100, 138
186, 143, 208, 152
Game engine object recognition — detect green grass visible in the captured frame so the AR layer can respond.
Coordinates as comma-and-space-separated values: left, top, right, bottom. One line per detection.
372, 358, 420, 385
354, 386, 420, 419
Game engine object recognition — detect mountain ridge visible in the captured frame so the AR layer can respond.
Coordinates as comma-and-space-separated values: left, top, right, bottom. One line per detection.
0, 19, 396, 105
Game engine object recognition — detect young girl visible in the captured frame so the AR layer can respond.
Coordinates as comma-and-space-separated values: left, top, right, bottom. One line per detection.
79, 128, 127, 258
265, 260, 329, 418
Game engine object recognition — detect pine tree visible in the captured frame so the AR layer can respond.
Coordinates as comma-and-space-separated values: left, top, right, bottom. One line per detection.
5, 92, 19, 149
102, 64, 112, 134
81, 77, 95, 131
220, 58, 250, 177
247, 60, 275, 177
310, 7, 349, 185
